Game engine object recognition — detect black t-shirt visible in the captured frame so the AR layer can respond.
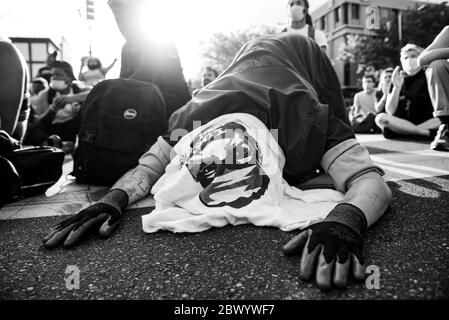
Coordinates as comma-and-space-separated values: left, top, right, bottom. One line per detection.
395, 69, 434, 125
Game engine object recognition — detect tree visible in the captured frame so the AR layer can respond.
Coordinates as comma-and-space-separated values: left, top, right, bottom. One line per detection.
200, 25, 277, 73
338, 3, 449, 75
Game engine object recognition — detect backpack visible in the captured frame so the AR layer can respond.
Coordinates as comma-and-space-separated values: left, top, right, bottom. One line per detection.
73, 78, 167, 186
1, 147, 65, 205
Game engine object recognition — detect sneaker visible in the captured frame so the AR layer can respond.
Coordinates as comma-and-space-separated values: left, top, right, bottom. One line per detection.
430, 124, 449, 151
44, 135, 63, 149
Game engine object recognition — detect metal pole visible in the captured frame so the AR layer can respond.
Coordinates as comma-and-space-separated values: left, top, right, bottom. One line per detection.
398, 11, 403, 47
88, 24, 92, 56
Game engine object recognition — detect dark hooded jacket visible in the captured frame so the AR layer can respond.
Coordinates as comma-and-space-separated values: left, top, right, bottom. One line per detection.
167, 33, 354, 185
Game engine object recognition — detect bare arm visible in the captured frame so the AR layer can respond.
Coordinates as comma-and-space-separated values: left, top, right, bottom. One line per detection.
352, 93, 361, 115
101, 58, 118, 75
418, 48, 449, 67
385, 86, 401, 115
385, 66, 404, 115
374, 94, 386, 113
375, 87, 390, 113
418, 25, 449, 67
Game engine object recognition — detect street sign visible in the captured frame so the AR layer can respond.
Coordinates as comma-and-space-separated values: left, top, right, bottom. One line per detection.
86, 0, 95, 20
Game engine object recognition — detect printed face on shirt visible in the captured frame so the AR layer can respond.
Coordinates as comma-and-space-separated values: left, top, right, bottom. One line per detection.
185, 122, 270, 209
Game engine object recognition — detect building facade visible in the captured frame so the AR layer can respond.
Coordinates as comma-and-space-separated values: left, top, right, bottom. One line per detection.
310, 0, 426, 87
10, 37, 60, 79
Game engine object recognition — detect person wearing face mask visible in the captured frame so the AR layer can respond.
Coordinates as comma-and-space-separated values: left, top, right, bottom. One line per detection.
375, 44, 440, 140
349, 75, 381, 134
282, 0, 328, 52
79, 56, 118, 87
25, 61, 91, 147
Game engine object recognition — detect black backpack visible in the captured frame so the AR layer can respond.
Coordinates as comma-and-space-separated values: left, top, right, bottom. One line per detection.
73, 79, 167, 186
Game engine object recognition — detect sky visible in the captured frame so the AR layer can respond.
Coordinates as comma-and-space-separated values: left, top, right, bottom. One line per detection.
0, 0, 329, 80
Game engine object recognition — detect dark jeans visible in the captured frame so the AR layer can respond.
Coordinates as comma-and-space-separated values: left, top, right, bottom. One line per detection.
24, 115, 80, 146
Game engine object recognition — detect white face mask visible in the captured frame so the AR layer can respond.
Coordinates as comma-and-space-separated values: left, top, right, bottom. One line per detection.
402, 57, 420, 75
289, 5, 305, 22
50, 79, 68, 91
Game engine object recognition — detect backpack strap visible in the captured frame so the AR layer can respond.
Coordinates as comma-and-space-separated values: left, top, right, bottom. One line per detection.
308, 24, 315, 40
282, 25, 315, 41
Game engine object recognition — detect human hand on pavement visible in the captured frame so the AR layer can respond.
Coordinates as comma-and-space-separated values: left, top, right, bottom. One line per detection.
283, 204, 367, 291
42, 202, 123, 248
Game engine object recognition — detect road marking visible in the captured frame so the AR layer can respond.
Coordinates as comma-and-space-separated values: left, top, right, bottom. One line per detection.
372, 156, 449, 175
405, 149, 449, 158
375, 163, 433, 180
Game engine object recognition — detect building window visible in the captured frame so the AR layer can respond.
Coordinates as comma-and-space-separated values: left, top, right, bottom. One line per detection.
321, 15, 326, 30
335, 7, 340, 23
343, 3, 349, 24
352, 3, 360, 20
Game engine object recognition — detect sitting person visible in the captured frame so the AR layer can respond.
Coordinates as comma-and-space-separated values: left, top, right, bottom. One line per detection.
375, 44, 440, 140
418, 25, 449, 151
42, 33, 392, 291
25, 61, 91, 147
350, 75, 381, 133
375, 67, 394, 114
78, 56, 117, 87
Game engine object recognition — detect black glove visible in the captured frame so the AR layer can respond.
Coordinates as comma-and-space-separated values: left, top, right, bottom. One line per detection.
43, 202, 123, 248
0, 130, 21, 157
283, 203, 367, 291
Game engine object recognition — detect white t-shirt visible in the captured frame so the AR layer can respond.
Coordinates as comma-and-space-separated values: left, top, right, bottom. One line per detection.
285, 25, 328, 49
141, 113, 343, 233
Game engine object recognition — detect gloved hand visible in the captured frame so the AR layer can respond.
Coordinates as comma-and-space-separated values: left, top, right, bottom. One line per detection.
42, 202, 123, 248
282, 203, 367, 291
0, 130, 21, 157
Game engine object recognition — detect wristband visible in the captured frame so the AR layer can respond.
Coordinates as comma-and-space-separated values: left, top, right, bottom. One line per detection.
324, 203, 368, 236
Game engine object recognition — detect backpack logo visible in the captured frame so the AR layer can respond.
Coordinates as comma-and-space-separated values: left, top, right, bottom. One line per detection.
124, 109, 137, 120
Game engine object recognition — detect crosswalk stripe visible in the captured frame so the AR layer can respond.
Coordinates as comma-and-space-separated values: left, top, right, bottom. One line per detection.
374, 163, 433, 179
372, 156, 449, 175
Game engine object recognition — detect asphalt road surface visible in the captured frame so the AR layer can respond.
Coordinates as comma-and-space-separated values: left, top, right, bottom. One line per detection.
1, 135, 448, 300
